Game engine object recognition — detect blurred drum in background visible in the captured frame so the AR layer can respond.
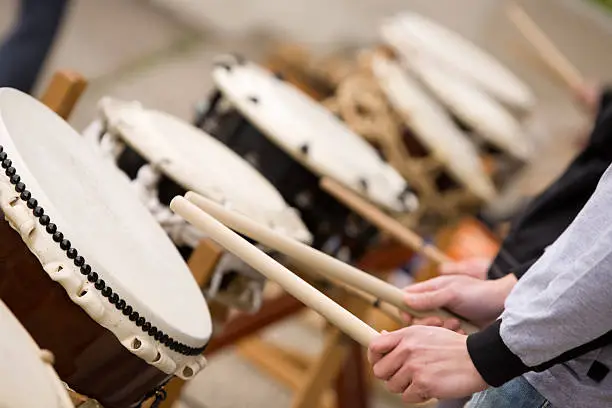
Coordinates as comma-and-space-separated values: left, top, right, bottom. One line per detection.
380, 11, 535, 113
0, 89, 210, 408
400, 53, 533, 185
195, 54, 419, 263
82, 98, 311, 312
0, 299, 74, 408
327, 50, 496, 229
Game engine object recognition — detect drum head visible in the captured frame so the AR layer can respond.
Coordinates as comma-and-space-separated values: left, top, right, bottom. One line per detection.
211, 56, 418, 214
371, 55, 496, 202
380, 12, 534, 111
0, 89, 210, 375
95, 97, 312, 244
0, 300, 73, 408
406, 55, 532, 160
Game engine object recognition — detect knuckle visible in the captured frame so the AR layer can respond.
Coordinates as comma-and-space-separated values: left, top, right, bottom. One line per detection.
386, 380, 403, 394
411, 375, 433, 400
372, 364, 388, 380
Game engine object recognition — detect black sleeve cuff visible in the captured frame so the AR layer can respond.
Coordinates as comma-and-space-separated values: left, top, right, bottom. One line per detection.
600, 87, 612, 111
467, 320, 530, 387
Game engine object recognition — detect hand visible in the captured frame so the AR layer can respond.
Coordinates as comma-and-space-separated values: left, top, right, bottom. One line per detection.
401, 274, 516, 329
439, 257, 492, 280
368, 326, 488, 403
572, 80, 600, 113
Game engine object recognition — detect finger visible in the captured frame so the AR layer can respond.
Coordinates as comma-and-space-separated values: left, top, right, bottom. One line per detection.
372, 342, 408, 381
442, 318, 462, 332
385, 361, 414, 394
402, 381, 432, 404
369, 330, 403, 355
412, 316, 443, 327
400, 312, 413, 325
403, 277, 448, 294
367, 348, 383, 365
404, 288, 455, 311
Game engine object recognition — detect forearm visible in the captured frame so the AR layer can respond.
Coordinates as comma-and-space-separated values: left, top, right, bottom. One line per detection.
468, 164, 612, 386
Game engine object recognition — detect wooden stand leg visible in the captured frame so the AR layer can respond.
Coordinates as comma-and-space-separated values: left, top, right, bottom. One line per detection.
292, 291, 372, 408
336, 341, 369, 408
290, 329, 346, 408
40, 70, 87, 119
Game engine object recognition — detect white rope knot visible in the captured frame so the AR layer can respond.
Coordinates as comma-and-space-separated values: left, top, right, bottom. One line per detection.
132, 164, 204, 248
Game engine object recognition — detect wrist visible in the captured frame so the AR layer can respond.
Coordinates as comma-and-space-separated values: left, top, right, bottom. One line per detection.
493, 274, 517, 300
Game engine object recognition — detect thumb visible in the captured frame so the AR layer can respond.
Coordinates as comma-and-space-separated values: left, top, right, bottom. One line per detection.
369, 330, 403, 355
404, 288, 454, 311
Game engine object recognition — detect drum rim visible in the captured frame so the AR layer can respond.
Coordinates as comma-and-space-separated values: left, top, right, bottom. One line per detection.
93, 97, 313, 244
371, 54, 497, 202
0, 88, 209, 380
210, 55, 419, 214
380, 11, 534, 110
0, 300, 74, 408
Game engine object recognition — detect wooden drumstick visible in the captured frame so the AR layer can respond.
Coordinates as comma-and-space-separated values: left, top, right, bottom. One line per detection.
183, 191, 479, 334
291, 258, 404, 325
171, 196, 379, 346
319, 177, 451, 265
506, 2, 584, 91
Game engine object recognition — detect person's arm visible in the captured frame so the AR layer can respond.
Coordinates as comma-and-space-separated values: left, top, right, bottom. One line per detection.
468, 163, 612, 387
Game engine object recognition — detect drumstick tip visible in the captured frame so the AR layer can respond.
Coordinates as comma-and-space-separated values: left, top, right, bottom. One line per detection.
169, 195, 187, 211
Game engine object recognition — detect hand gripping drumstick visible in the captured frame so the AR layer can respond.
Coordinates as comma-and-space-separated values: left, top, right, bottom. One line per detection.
319, 177, 451, 265
171, 196, 378, 346
180, 192, 479, 334
506, 2, 584, 91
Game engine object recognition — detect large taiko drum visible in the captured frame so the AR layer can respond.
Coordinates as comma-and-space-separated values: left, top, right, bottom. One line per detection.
195, 54, 419, 262
82, 98, 312, 312
0, 89, 210, 408
0, 300, 74, 408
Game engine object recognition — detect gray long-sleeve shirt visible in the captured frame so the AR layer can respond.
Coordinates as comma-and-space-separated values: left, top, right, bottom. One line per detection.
468, 162, 612, 407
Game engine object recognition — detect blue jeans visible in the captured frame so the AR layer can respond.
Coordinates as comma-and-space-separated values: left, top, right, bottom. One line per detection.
466, 377, 553, 408
0, 0, 71, 93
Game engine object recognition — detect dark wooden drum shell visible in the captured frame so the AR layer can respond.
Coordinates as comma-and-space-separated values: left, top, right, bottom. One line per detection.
0, 212, 170, 408
196, 93, 378, 261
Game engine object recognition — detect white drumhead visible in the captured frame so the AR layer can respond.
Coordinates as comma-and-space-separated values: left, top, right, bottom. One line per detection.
0, 300, 73, 408
380, 12, 535, 111
212, 56, 418, 214
406, 55, 533, 160
95, 97, 312, 244
371, 55, 496, 202
0, 89, 210, 370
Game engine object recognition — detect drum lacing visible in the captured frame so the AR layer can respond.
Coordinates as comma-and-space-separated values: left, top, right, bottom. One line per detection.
133, 164, 204, 248
0, 144, 207, 357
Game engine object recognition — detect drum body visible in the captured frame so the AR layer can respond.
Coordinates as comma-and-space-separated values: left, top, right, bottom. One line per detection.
83, 98, 311, 312
0, 219, 170, 408
0, 89, 210, 408
195, 56, 417, 261
197, 100, 378, 261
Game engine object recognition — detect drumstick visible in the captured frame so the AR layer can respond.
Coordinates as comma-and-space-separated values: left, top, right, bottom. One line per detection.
171, 197, 379, 346
292, 259, 404, 325
183, 191, 479, 334
506, 2, 583, 91
319, 177, 451, 265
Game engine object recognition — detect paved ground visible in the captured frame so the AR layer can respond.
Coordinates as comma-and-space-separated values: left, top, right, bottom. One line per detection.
1, 1, 611, 407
